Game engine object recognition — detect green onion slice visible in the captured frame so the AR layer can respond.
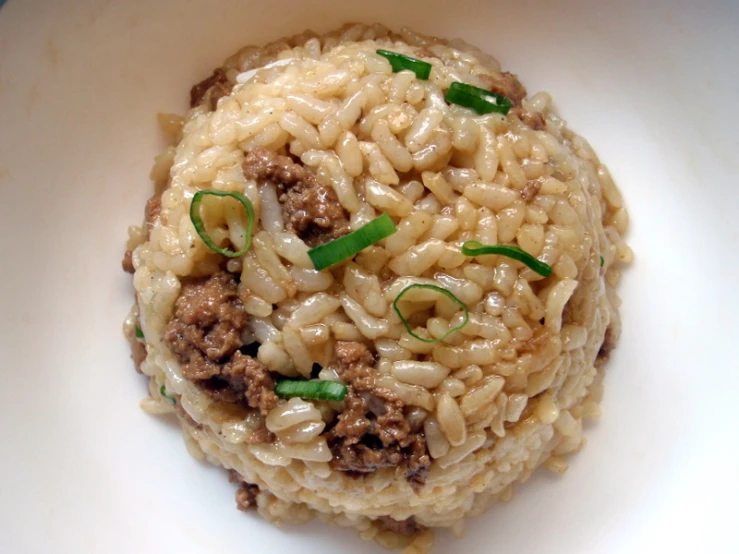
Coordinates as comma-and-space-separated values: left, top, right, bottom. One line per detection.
135, 325, 144, 339
190, 190, 255, 258
461, 241, 553, 277
599, 255, 605, 267
393, 284, 469, 343
160, 385, 176, 404
376, 49, 432, 80
275, 380, 347, 401
308, 213, 397, 271
445, 81, 512, 115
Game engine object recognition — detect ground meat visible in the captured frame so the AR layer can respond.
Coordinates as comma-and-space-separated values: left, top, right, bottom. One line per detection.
330, 440, 404, 474
511, 106, 546, 130
478, 71, 527, 106
228, 470, 260, 511
329, 400, 429, 483
242, 147, 350, 246
235, 483, 260, 511
327, 342, 431, 485
190, 67, 233, 110
595, 326, 617, 368
404, 434, 431, 486
377, 515, 427, 536
199, 351, 278, 415
162, 271, 278, 415
330, 433, 430, 485
520, 179, 542, 203
163, 272, 247, 380
332, 343, 413, 448
374, 395, 412, 448
122, 250, 135, 273
331, 390, 371, 445
334, 341, 376, 392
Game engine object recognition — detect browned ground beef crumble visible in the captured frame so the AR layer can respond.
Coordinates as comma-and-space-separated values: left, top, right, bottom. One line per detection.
228, 470, 261, 511
327, 341, 430, 485
162, 271, 278, 415
190, 68, 233, 110
242, 147, 351, 247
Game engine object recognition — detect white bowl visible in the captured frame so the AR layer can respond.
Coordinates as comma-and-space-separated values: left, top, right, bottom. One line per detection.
1, 1, 737, 553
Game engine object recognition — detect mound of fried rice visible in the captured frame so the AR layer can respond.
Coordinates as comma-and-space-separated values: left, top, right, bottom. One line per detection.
123, 23, 632, 552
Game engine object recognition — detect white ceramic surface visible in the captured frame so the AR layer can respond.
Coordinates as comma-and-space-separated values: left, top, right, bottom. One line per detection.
1, 1, 738, 553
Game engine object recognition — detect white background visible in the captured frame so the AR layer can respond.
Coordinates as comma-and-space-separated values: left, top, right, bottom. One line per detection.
0, 0, 737, 552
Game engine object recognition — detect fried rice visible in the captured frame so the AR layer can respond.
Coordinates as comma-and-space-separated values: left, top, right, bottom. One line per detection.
122, 22, 632, 553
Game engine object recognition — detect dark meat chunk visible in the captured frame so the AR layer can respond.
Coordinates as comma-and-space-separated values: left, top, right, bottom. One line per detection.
333, 342, 413, 448
335, 341, 410, 447
520, 180, 542, 203
190, 68, 233, 110
377, 515, 427, 536
326, 342, 431, 485
595, 326, 617, 368
374, 395, 412, 448
334, 340, 376, 392
511, 106, 546, 130
163, 271, 247, 380
331, 389, 371, 445
330, 433, 429, 485
235, 483, 260, 511
330, 440, 404, 474
122, 250, 135, 273
494, 71, 527, 106
404, 434, 431, 486
162, 271, 277, 414
478, 71, 527, 107
199, 351, 278, 415
242, 147, 350, 247
228, 471, 260, 511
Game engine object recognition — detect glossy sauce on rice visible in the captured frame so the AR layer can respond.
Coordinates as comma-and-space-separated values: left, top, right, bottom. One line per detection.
123, 23, 632, 552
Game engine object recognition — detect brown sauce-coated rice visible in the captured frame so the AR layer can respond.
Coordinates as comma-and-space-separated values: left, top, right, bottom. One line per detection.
123, 22, 632, 553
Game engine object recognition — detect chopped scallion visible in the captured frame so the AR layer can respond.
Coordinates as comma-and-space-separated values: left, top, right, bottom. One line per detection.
135, 325, 144, 339
190, 190, 255, 258
393, 284, 469, 343
376, 49, 432, 80
445, 81, 512, 115
461, 241, 552, 277
160, 385, 175, 404
308, 213, 397, 271
600, 255, 605, 267
275, 380, 347, 401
